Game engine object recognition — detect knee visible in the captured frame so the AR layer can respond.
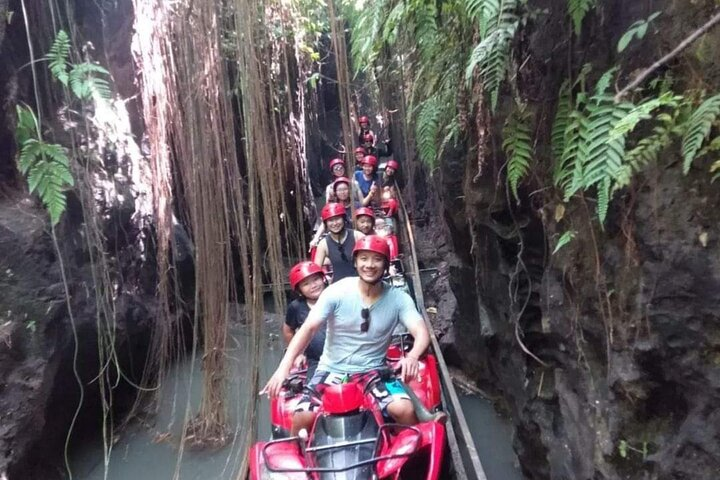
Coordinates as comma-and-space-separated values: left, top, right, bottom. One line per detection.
291, 411, 316, 435
387, 399, 416, 424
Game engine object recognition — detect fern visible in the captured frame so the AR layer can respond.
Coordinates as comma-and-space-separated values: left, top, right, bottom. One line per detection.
553, 93, 587, 191
18, 139, 73, 225
465, 0, 502, 38
416, 96, 441, 167
413, 2, 439, 62
681, 94, 720, 174
552, 230, 576, 254
350, 0, 388, 72
465, 0, 519, 111
567, 0, 594, 35
570, 96, 632, 223
438, 116, 462, 158
46, 29, 112, 101
554, 71, 634, 222
382, 2, 406, 45
47, 30, 71, 86
552, 80, 572, 161
503, 105, 533, 203
616, 113, 675, 187
611, 92, 680, 139
15, 105, 39, 146
69, 62, 112, 101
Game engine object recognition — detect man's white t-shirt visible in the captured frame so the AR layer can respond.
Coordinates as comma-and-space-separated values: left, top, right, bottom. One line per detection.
307, 277, 423, 374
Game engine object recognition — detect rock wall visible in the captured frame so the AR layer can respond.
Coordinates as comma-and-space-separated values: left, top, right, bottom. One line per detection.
414, 1, 720, 479
0, 0, 164, 477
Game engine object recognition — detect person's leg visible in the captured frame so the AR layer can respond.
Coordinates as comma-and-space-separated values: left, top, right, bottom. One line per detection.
386, 398, 418, 425
291, 370, 327, 435
291, 411, 316, 436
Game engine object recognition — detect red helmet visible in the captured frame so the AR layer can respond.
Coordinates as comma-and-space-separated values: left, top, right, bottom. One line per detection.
332, 176, 351, 192
321, 202, 346, 221
354, 207, 375, 220
352, 235, 390, 261
362, 155, 378, 167
323, 383, 364, 414
363, 132, 374, 144
329, 158, 345, 171
359, 116, 370, 125
354, 146, 366, 155
288, 261, 323, 291
385, 159, 399, 171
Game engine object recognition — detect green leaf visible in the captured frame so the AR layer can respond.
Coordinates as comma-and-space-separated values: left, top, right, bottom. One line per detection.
69, 62, 112, 101
15, 105, 39, 145
416, 96, 441, 167
503, 104, 533, 203
682, 94, 720, 174
568, 0, 594, 35
552, 230, 576, 254
465, 5, 519, 111
47, 30, 71, 86
552, 80, 572, 161
619, 440, 628, 459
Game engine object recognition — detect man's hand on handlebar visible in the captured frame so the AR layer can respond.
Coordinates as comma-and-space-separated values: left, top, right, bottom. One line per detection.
262, 365, 291, 398
397, 355, 419, 383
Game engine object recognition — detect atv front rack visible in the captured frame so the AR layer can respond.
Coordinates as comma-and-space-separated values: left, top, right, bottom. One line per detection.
261, 423, 421, 474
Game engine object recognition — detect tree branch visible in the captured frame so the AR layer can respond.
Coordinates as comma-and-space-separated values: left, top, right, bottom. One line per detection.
615, 10, 720, 102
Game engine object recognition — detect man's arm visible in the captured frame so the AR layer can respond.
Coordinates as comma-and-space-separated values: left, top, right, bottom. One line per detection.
397, 294, 430, 383
404, 318, 430, 362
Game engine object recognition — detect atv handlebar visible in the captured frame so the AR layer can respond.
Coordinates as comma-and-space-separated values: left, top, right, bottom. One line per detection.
261, 423, 422, 474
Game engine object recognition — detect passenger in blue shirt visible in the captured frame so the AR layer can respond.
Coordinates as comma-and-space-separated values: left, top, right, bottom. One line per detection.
354, 155, 380, 207
264, 236, 431, 435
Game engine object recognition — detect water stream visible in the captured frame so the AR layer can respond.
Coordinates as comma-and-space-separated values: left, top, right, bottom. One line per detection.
70, 311, 523, 479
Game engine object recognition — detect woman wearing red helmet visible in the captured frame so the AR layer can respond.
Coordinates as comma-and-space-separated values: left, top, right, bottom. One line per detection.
357, 115, 375, 147
324, 157, 346, 203
353, 146, 366, 168
284, 262, 327, 377
309, 177, 363, 249
312, 202, 364, 283
263, 235, 432, 434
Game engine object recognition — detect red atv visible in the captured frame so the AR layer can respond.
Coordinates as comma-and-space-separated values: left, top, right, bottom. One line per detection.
249, 337, 447, 479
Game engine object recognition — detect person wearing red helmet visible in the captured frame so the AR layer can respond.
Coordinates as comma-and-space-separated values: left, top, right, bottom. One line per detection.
310, 177, 363, 248
264, 235, 432, 434
383, 159, 399, 185
324, 157, 346, 203
357, 115, 375, 146
312, 202, 364, 282
284, 262, 327, 377
353, 146, 366, 167
354, 207, 376, 235
354, 155, 380, 207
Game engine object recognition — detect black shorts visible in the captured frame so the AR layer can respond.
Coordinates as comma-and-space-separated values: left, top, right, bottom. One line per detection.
294, 369, 410, 414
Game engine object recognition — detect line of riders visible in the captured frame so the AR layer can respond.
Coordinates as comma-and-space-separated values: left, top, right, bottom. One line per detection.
265, 115, 446, 438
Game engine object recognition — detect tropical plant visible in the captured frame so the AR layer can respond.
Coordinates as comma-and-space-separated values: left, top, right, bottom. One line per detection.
617, 11, 661, 52
465, 0, 521, 111
567, 0, 595, 35
46, 29, 112, 101
503, 103, 533, 202
15, 105, 74, 225
552, 70, 681, 222
681, 93, 720, 173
